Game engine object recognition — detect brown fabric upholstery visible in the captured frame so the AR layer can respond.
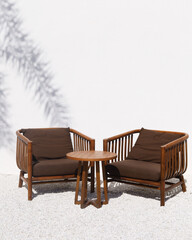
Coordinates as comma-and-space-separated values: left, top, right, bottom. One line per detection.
22, 128, 73, 161
106, 159, 161, 181
127, 128, 183, 163
33, 158, 79, 177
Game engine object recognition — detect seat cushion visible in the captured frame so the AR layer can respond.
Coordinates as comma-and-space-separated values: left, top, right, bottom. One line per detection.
22, 128, 73, 161
32, 158, 79, 177
106, 159, 161, 181
127, 128, 183, 163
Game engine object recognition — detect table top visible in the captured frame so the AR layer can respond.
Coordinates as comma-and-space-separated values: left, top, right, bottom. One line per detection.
66, 151, 117, 162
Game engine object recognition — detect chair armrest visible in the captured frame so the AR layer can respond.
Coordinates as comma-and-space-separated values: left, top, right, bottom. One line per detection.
69, 128, 95, 151
103, 129, 140, 162
16, 129, 32, 144
16, 130, 32, 174
161, 133, 189, 180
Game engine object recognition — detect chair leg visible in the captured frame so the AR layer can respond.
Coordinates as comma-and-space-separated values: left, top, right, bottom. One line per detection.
179, 175, 186, 192
28, 177, 32, 201
160, 180, 165, 206
18, 171, 24, 188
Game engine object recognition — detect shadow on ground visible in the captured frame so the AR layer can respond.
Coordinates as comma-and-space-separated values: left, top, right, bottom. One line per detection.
107, 180, 184, 204
22, 178, 184, 205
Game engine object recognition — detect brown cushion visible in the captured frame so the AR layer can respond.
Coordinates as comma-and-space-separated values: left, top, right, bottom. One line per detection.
127, 128, 183, 163
106, 159, 161, 181
22, 128, 73, 161
33, 158, 79, 177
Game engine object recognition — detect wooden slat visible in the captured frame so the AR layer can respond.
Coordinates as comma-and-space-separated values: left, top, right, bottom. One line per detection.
108, 141, 111, 153
124, 135, 127, 159
174, 146, 177, 176
167, 148, 171, 179
32, 175, 76, 181
81, 137, 84, 151
118, 138, 120, 161
182, 142, 185, 172
112, 140, 114, 153
180, 142, 184, 173
184, 140, 188, 172
165, 181, 182, 192
81, 137, 83, 151
28, 142, 32, 200
25, 144, 28, 172
171, 147, 174, 178
164, 149, 167, 179
121, 137, 124, 161
175, 145, 179, 174
178, 144, 181, 174
114, 176, 160, 187
130, 134, 133, 150
32, 179, 77, 185
114, 139, 117, 162
83, 139, 85, 151
128, 135, 130, 153
160, 147, 165, 182
21, 175, 28, 185
88, 140, 91, 151
74, 134, 77, 151
73, 133, 76, 150
110, 178, 160, 189
82, 138, 84, 151
16, 139, 19, 168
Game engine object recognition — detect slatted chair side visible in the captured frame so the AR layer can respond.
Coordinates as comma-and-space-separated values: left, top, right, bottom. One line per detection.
70, 128, 95, 152
16, 130, 32, 173
163, 138, 188, 180
103, 129, 140, 163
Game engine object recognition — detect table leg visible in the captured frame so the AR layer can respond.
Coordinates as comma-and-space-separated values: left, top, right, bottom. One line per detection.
102, 161, 108, 204
95, 161, 101, 208
75, 160, 108, 209
81, 161, 88, 209
75, 161, 81, 205
91, 162, 95, 193
85, 162, 88, 200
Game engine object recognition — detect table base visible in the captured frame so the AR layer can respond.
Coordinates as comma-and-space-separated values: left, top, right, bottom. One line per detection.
75, 161, 108, 209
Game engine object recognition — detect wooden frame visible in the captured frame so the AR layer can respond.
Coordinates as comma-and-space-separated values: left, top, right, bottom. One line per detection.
16, 128, 95, 200
103, 129, 189, 206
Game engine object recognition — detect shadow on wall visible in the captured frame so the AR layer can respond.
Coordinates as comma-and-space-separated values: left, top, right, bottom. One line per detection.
0, 0, 69, 148
0, 73, 13, 147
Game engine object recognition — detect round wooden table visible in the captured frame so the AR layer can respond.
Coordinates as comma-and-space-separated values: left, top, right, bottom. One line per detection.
66, 151, 117, 208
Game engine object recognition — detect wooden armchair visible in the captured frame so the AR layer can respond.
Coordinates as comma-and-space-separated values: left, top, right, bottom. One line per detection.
16, 128, 95, 200
103, 128, 188, 206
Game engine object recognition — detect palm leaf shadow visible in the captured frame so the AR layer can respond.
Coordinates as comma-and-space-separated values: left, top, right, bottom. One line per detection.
0, 73, 13, 147
0, 0, 68, 148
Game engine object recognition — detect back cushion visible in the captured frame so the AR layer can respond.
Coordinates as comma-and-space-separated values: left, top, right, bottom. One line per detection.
127, 128, 183, 163
22, 128, 73, 160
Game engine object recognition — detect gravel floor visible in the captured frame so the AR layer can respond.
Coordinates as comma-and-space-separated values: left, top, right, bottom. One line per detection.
0, 173, 192, 240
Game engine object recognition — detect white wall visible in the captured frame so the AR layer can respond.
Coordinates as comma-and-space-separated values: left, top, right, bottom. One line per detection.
1, 0, 192, 174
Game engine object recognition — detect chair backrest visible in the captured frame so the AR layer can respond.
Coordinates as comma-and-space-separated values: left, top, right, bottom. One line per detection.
127, 128, 184, 163
22, 128, 73, 161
